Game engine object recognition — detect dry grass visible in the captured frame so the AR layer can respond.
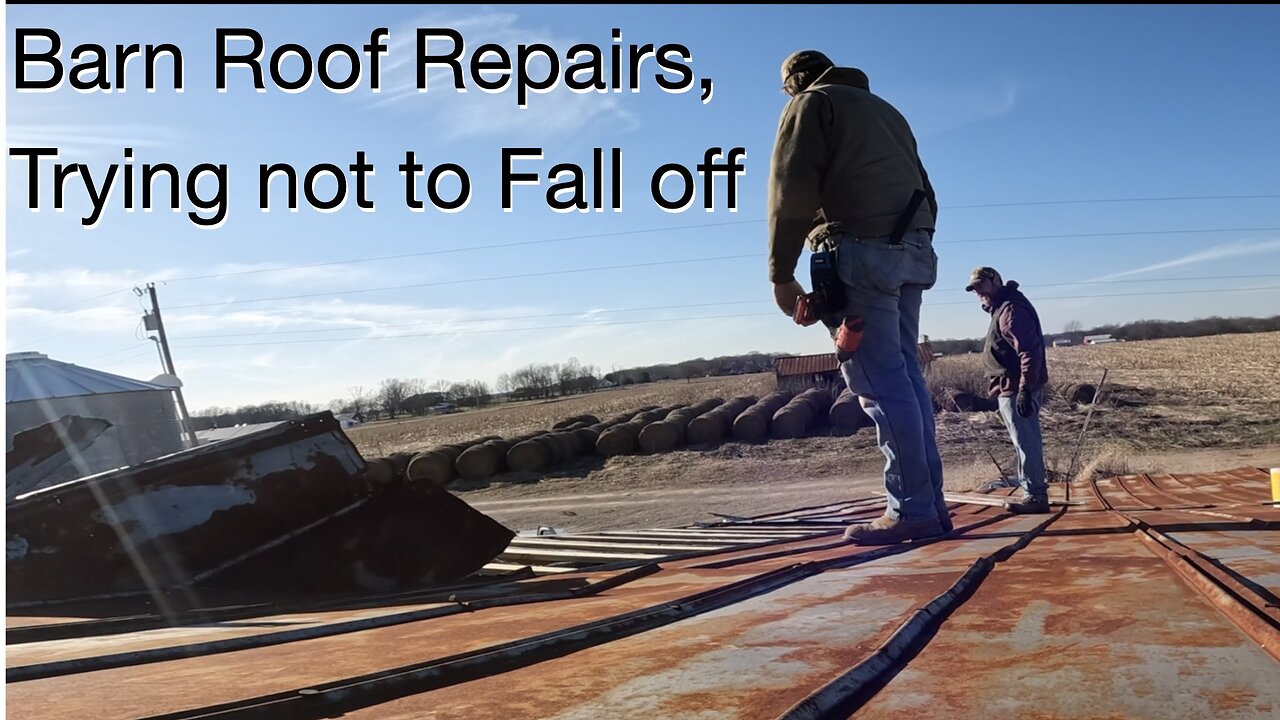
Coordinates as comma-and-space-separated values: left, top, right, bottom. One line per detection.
1066, 443, 1133, 485
1043, 331, 1280, 404
925, 354, 990, 408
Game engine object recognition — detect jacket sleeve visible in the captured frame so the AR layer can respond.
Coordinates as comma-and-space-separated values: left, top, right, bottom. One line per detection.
767, 92, 829, 284
999, 306, 1044, 392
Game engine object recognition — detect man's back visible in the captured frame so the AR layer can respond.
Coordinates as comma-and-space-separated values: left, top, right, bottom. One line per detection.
767, 65, 936, 283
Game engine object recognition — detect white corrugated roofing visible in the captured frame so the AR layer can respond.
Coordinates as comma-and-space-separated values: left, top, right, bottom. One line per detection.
6, 352, 168, 403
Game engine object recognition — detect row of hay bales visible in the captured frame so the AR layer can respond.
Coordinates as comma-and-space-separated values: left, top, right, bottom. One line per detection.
365, 389, 878, 489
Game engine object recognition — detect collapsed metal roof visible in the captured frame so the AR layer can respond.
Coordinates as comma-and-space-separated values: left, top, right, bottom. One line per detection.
6, 468, 1279, 719
5, 352, 168, 403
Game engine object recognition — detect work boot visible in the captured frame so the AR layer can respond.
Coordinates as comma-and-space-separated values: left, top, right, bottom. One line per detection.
843, 514, 946, 546
1006, 495, 1051, 514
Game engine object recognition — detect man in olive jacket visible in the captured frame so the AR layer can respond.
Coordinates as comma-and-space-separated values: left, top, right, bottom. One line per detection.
768, 50, 947, 545
966, 266, 1051, 514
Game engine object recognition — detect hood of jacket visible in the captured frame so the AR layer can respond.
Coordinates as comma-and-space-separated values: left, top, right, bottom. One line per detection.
811, 66, 870, 92
982, 281, 1022, 314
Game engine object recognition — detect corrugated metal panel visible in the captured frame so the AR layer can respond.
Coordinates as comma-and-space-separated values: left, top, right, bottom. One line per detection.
5, 353, 167, 402
775, 353, 840, 377
7, 467, 1278, 719
196, 422, 286, 445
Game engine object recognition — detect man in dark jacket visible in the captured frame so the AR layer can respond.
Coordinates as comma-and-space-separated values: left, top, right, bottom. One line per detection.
966, 267, 1051, 513
768, 50, 947, 545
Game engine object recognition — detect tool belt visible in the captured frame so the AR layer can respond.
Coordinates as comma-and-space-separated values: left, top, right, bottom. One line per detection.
805, 189, 929, 252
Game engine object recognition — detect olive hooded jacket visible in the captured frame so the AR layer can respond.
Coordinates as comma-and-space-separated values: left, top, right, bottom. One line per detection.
767, 66, 936, 284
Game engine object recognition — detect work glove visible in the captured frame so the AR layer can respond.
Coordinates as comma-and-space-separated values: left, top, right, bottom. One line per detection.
1015, 390, 1034, 418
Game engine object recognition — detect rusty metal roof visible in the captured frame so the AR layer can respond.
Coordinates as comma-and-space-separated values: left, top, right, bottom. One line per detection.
7, 467, 1280, 719
775, 353, 840, 377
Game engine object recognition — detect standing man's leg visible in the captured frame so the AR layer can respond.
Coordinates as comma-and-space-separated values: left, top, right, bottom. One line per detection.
898, 284, 950, 531
997, 388, 1049, 510
836, 239, 941, 540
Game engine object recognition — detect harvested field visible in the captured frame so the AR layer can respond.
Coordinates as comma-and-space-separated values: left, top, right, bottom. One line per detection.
347, 332, 1280, 531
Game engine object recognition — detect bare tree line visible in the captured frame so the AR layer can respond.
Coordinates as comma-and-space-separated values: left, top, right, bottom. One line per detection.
194, 352, 783, 427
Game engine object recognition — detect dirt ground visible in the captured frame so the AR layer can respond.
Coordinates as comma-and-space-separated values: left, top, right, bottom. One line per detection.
347, 332, 1280, 533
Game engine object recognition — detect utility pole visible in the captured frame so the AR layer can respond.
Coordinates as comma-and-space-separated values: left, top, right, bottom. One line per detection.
138, 283, 199, 448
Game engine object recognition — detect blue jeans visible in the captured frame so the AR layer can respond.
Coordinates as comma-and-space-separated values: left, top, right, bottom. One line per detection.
828, 228, 946, 523
997, 389, 1048, 500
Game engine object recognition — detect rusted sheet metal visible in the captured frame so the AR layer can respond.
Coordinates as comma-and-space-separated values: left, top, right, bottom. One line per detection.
5, 563, 783, 719
5, 414, 113, 500
6, 566, 658, 683
1162, 528, 1280, 597
6, 468, 1278, 720
331, 515, 1051, 720
7, 413, 369, 603
853, 508, 1280, 720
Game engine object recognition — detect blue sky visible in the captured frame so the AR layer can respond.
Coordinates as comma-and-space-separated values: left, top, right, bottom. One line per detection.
6, 5, 1280, 410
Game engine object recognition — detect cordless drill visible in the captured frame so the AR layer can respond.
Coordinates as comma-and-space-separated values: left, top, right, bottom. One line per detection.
791, 248, 864, 358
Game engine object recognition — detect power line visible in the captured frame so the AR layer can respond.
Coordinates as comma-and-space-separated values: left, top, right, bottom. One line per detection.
172, 300, 772, 340
158, 224, 1280, 285
165, 219, 764, 282
172, 285, 1280, 349
159, 194, 1280, 284
97, 349, 160, 368
938, 227, 1280, 245
930, 285, 1280, 306
164, 254, 759, 310
944, 194, 1280, 209
84, 343, 153, 362
169, 273, 1280, 341
164, 228, 1280, 311
177, 312, 776, 348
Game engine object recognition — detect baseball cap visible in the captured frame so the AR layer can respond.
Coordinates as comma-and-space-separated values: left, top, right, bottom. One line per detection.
780, 50, 834, 85
965, 266, 1002, 292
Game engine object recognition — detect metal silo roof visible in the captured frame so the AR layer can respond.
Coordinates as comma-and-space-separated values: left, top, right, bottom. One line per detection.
5, 352, 167, 403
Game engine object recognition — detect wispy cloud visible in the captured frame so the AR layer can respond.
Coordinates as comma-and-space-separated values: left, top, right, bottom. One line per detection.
7, 124, 183, 156
370, 11, 639, 140
902, 77, 1021, 136
1093, 238, 1280, 281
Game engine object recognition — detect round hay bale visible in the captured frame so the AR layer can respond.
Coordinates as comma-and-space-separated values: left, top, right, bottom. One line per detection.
507, 439, 552, 472
688, 394, 757, 444
952, 392, 997, 412
534, 434, 565, 465
638, 420, 682, 453
571, 427, 599, 448
552, 431, 580, 459
732, 391, 793, 441
596, 424, 641, 457
770, 407, 813, 439
685, 415, 725, 445
798, 388, 834, 415
386, 452, 415, 476
553, 414, 600, 430
362, 458, 397, 488
1066, 383, 1097, 404
829, 389, 871, 431
406, 450, 456, 486
732, 409, 771, 442
455, 444, 504, 481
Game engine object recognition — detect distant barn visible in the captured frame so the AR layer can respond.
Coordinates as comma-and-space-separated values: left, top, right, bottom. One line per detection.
775, 353, 842, 393
777, 341, 936, 394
